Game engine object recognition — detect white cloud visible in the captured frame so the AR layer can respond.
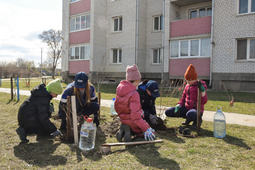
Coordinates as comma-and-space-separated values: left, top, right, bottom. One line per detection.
0, 0, 62, 67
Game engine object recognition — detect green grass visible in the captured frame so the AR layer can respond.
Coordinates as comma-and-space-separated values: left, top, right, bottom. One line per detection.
1, 80, 255, 115
0, 92, 255, 169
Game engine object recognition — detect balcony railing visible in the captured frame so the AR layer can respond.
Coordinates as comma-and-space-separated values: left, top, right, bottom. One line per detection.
170, 16, 211, 37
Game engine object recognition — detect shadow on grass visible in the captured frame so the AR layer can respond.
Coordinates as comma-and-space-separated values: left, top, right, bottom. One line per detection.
156, 128, 185, 144
62, 126, 106, 162
14, 139, 66, 167
199, 128, 251, 150
127, 144, 180, 170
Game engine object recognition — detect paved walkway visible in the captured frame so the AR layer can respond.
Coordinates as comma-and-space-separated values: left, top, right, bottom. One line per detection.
1, 87, 254, 127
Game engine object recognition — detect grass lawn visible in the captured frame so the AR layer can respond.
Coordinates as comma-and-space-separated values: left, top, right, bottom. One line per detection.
0, 93, 255, 169
1, 80, 255, 115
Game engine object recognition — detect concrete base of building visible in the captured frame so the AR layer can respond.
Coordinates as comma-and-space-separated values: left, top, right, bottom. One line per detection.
212, 73, 255, 92
89, 71, 169, 85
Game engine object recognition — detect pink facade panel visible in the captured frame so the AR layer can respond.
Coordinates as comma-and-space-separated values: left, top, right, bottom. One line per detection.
70, 0, 91, 15
70, 30, 90, 44
69, 60, 90, 74
169, 58, 210, 77
170, 16, 211, 37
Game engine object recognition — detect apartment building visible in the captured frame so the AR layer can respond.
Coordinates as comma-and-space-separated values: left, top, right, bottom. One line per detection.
62, 0, 255, 92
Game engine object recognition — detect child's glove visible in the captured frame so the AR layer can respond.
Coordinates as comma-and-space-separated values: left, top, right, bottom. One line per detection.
149, 114, 158, 125
93, 115, 100, 127
174, 104, 181, 113
49, 103, 54, 113
144, 128, 156, 141
51, 130, 63, 137
197, 82, 205, 92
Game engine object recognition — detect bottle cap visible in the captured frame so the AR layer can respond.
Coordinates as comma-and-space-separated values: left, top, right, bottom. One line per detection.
87, 118, 93, 123
112, 98, 115, 101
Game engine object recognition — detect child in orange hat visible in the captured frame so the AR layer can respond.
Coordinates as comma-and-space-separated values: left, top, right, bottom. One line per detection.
165, 64, 208, 126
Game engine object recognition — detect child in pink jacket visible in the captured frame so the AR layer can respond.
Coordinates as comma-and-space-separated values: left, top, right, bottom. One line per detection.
165, 64, 208, 126
115, 64, 156, 142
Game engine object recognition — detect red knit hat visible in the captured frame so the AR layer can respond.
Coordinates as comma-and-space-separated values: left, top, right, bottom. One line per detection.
184, 64, 198, 81
126, 64, 141, 81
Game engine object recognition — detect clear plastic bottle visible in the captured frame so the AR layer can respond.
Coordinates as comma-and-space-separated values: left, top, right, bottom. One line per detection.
79, 118, 97, 151
111, 98, 117, 115
214, 106, 226, 138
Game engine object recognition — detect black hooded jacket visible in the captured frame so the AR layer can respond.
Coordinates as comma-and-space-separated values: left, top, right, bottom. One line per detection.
17, 84, 57, 134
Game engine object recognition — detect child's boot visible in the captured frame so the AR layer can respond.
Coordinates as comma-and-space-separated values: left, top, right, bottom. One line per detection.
116, 124, 125, 142
16, 127, 29, 143
123, 124, 131, 142
182, 118, 191, 126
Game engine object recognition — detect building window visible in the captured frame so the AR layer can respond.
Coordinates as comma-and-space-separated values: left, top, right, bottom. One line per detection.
152, 49, 162, 64
71, 0, 80, 2
237, 39, 255, 60
70, 14, 90, 32
113, 16, 122, 32
153, 15, 163, 31
70, 45, 90, 60
189, 7, 212, 18
239, 0, 255, 14
170, 38, 211, 58
112, 49, 122, 63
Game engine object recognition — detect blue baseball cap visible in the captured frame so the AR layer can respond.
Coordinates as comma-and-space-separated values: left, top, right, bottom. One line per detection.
74, 72, 88, 88
146, 80, 160, 98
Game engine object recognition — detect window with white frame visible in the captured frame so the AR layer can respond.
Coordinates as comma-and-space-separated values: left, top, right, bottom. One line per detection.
152, 48, 162, 64
170, 38, 211, 58
112, 49, 122, 63
237, 39, 255, 60
70, 14, 90, 32
113, 16, 122, 32
70, 45, 90, 60
153, 15, 163, 31
239, 0, 255, 14
190, 7, 212, 19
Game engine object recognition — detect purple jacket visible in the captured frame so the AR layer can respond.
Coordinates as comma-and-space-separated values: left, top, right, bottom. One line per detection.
178, 80, 208, 113
115, 80, 150, 134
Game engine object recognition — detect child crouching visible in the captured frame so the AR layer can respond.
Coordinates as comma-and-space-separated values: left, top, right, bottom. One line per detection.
114, 64, 156, 142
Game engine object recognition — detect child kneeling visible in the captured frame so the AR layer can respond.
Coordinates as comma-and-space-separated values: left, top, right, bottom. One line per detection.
114, 65, 156, 142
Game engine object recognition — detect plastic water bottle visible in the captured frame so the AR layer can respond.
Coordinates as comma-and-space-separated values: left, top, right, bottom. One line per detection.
214, 106, 226, 138
79, 118, 97, 151
111, 98, 117, 115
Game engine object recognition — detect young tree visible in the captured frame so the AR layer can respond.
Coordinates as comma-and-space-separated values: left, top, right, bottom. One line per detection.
38, 29, 62, 78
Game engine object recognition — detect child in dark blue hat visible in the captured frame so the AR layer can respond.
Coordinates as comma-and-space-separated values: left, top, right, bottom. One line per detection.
58, 72, 100, 133
137, 80, 162, 129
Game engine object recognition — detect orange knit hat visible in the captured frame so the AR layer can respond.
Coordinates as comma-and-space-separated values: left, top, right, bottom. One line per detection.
184, 64, 198, 81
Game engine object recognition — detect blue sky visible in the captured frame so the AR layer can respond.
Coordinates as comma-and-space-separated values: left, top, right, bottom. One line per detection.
0, 0, 62, 66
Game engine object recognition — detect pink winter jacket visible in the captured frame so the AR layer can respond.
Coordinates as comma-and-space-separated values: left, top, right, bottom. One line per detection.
178, 80, 208, 113
114, 80, 150, 134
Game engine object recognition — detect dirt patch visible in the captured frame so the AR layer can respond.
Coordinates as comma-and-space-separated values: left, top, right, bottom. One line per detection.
99, 117, 122, 137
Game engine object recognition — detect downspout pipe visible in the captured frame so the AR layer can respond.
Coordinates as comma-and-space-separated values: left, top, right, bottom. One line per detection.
135, 0, 139, 65
161, 0, 165, 83
209, 0, 214, 87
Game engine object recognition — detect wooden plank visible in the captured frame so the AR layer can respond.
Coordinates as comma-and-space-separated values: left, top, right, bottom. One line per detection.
71, 95, 79, 145
101, 139, 163, 147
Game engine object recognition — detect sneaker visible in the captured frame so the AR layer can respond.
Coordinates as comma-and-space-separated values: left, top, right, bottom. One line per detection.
116, 124, 125, 142
123, 124, 131, 142
16, 127, 29, 143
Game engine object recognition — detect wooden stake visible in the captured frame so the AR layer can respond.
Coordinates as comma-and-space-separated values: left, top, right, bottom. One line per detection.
71, 95, 79, 145
66, 96, 72, 140
196, 80, 202, 134
98, 91, 101, 119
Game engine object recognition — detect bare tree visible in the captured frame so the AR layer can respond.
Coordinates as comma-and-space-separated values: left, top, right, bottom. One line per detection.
38, 29, 62, 78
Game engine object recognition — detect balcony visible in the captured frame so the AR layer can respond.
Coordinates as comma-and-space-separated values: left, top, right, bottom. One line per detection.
171, 0, 211, 7
170, 16, 211, 38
